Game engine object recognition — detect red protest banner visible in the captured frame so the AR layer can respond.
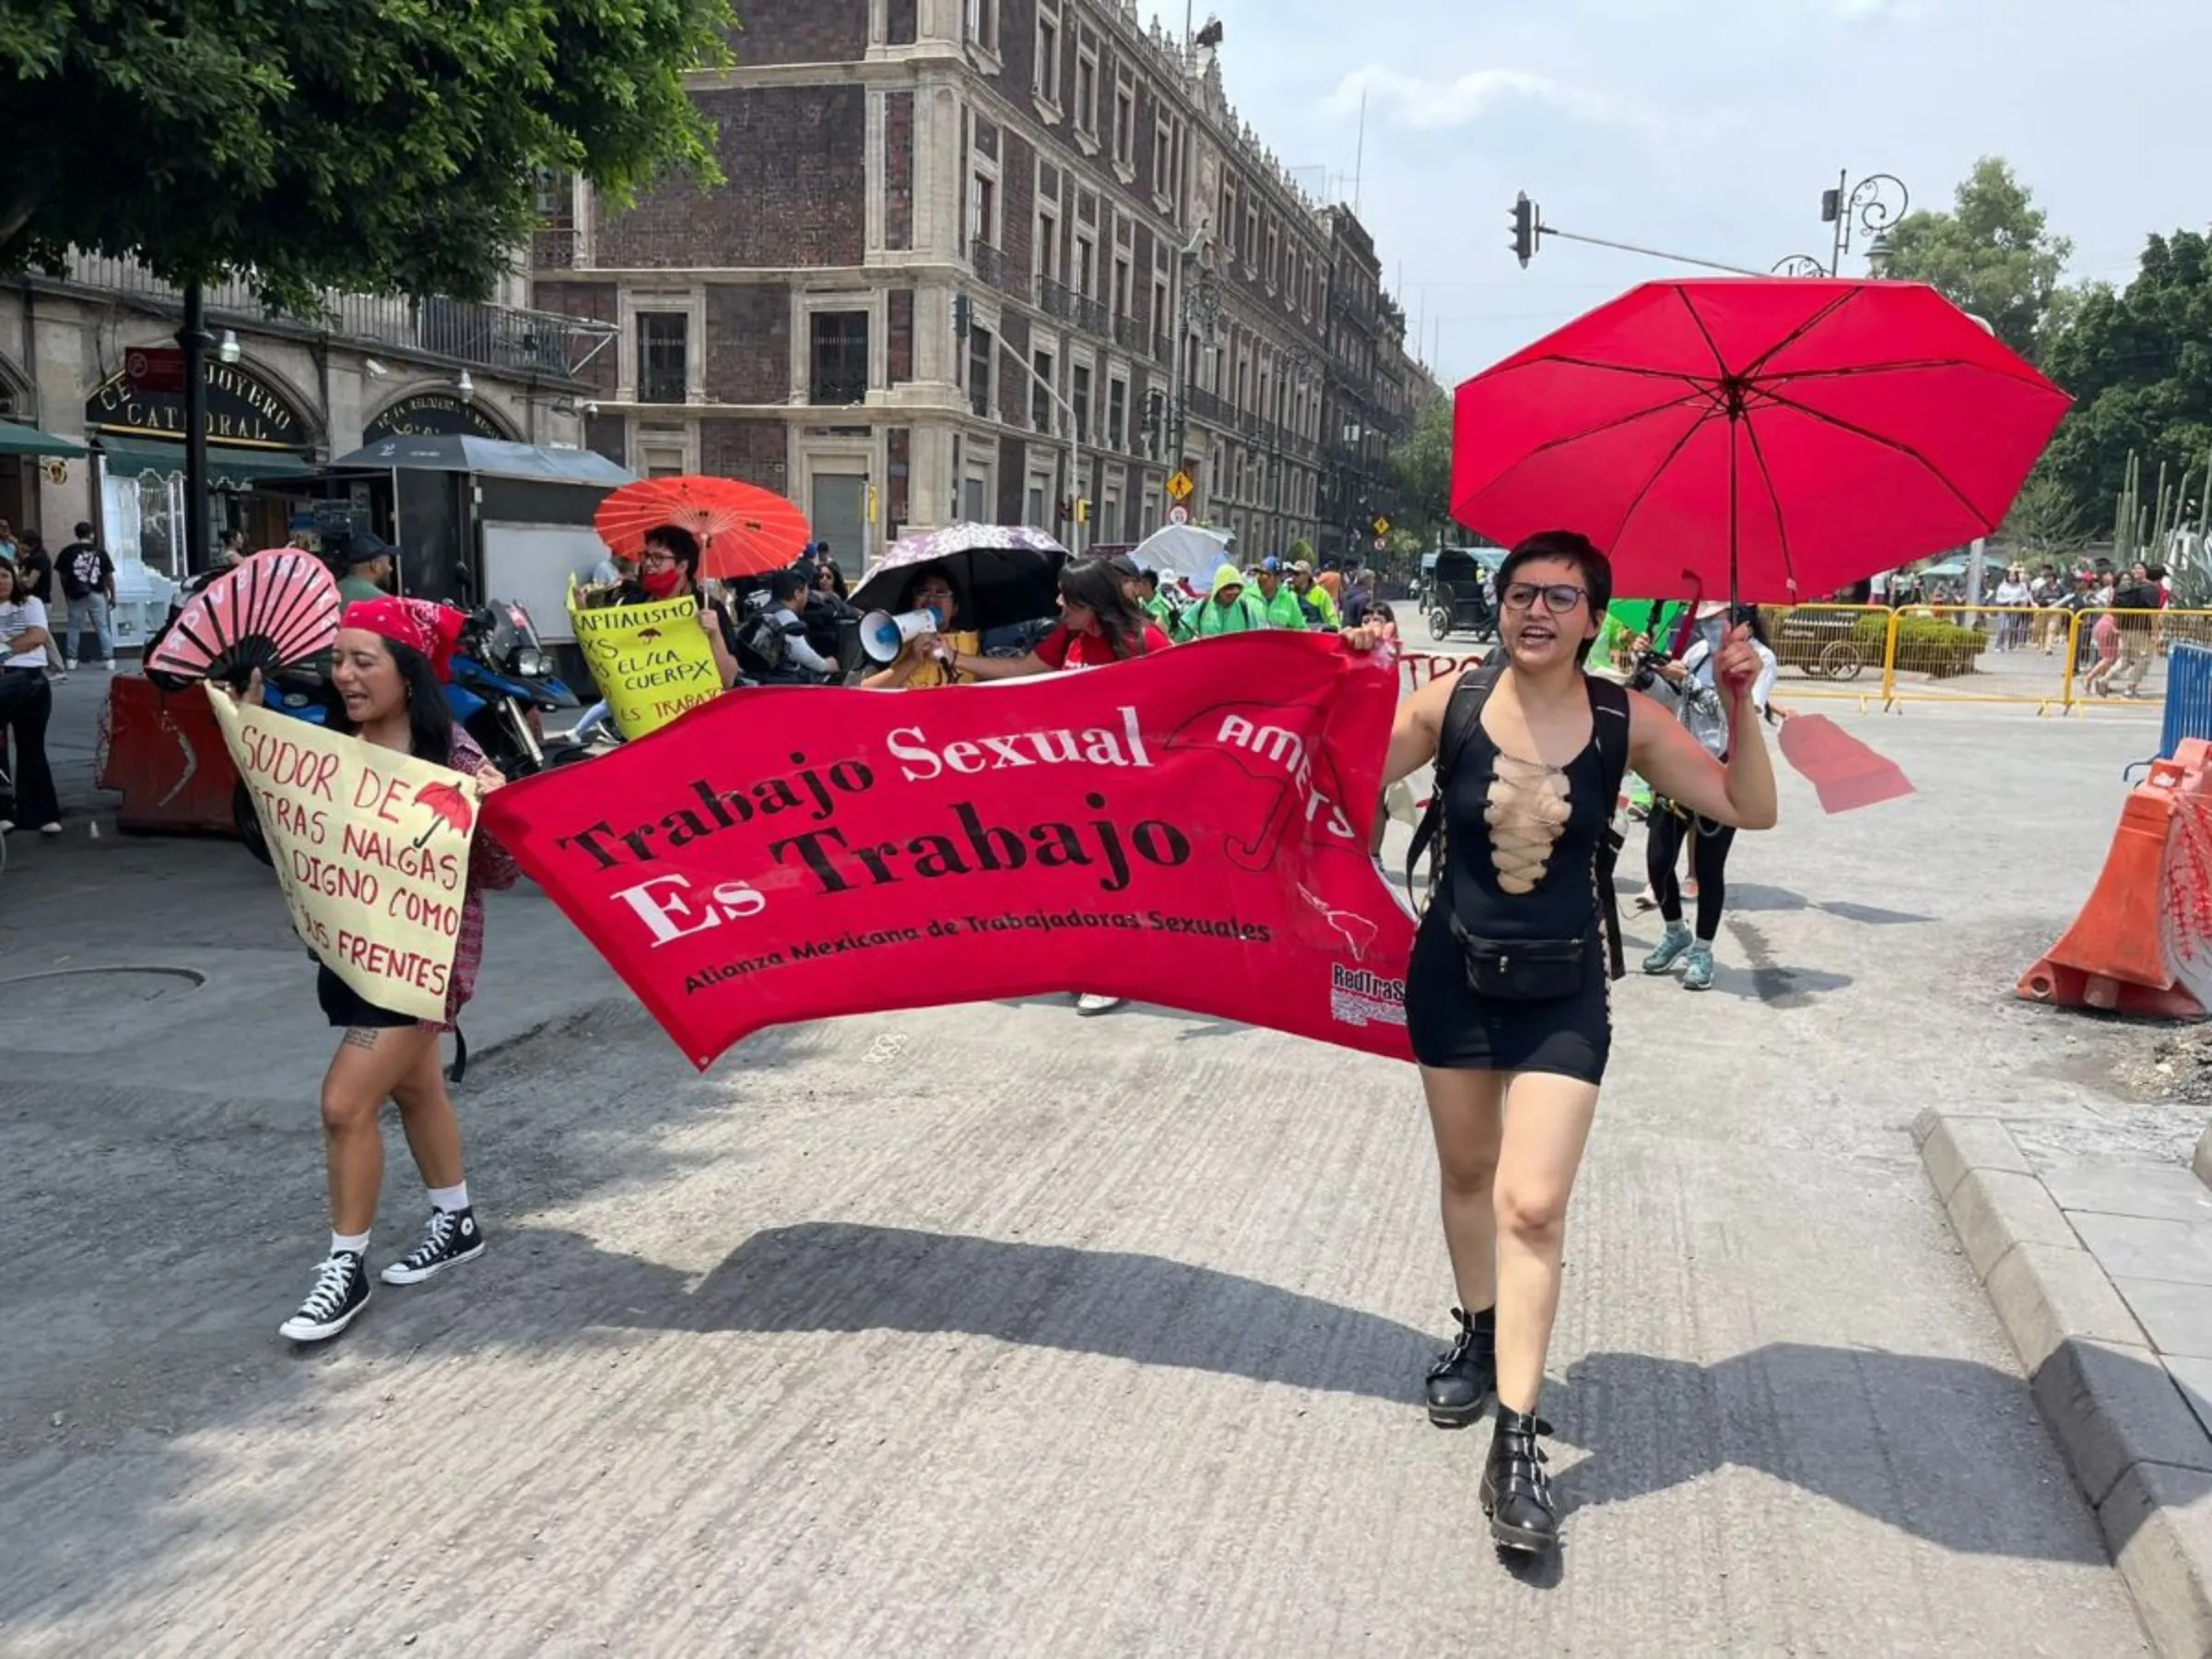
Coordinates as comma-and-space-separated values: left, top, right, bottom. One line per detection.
482, 632, 1418, 1069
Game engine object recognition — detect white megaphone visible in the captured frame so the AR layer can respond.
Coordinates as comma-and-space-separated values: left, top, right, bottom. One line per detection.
860, 606, 945, 664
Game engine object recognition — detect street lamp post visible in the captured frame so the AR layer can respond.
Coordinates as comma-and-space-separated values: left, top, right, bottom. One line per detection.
1268, 347, 1313, 551
1775, 170, 1910, 278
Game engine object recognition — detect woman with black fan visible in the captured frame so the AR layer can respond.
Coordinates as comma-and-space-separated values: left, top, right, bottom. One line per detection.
0, 557, 62, 835
259, 596, 523, 1345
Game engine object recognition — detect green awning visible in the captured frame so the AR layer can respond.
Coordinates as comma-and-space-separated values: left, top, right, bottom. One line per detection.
94, 436, 313, 486
0, 419, 88, 459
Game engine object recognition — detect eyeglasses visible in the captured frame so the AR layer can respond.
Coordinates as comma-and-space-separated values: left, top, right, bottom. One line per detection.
640, 550, 677, 569
1500, 581, 1589, 615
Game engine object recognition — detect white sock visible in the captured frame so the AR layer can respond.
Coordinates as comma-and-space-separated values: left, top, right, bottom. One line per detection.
331, 1230, 371, 1259
429, 1182, 470, 1214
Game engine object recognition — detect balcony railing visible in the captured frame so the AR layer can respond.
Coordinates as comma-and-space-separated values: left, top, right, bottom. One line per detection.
55, 252, 607, 382
1187, 386, 1232, 427
1112, 314, 1144, 352
971, 239, 1008, 291
1038, 276, 1076, 323
1075, 294, 1110, 336
810, 372, 868, 406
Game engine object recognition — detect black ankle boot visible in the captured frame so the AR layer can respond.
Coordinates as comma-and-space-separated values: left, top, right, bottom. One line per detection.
1424, 1306, 1496, 1428
1480, 1406, 1558, 1554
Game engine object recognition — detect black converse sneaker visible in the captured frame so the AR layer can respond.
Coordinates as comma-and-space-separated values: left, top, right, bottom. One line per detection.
380, 1206, 486, 1286
278, 1251, 371, 1343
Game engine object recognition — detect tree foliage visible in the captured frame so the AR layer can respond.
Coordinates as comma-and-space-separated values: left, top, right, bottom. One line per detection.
2039, 231, 2212, 537
0, 0, 734, 308
2001, 475, 2086, 563
1392, 395, 1454, 540
1878, 157, 2072, 360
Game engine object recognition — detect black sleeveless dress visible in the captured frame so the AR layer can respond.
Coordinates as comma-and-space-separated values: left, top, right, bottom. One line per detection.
1405, 681, 1614, 1085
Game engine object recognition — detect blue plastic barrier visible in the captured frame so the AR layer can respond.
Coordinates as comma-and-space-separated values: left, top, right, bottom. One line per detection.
2162, 642, 2212, 758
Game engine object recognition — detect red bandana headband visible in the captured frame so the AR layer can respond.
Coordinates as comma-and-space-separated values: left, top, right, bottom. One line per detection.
339, 596, 466, 682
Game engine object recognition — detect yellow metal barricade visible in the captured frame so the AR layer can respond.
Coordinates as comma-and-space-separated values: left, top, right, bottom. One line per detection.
1881, 606, 2075, 710
1753, 604, 1892, 707
2072, 608, 2212, 712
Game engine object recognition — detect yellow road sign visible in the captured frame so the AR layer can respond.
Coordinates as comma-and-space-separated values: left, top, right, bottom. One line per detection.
1166, 470, 1194, 502
1373, 515, 1391, 536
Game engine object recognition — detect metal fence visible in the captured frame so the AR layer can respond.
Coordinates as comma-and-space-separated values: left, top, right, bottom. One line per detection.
59, 253, 608, 381
1401, 607, 2202, 716
1747, 604, 2199, 713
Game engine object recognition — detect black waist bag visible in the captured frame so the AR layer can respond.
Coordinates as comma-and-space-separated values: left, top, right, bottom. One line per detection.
1408, 666, 1632, 999
1446, 912, 1586, 1002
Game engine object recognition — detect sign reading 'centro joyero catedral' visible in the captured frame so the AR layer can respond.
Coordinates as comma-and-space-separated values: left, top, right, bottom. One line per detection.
86, 361, 310, 451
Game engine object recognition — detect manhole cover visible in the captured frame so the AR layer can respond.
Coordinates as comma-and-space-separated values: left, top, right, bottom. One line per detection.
0, 966, 207, 1025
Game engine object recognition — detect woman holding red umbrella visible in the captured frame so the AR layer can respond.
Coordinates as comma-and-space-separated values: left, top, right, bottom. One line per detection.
1350, 530, 1776, 1558
261, 597, 522, 1345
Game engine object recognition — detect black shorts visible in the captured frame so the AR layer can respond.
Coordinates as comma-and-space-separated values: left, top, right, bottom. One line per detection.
1404, 911, 1611, 1086
316, 964, 418, 1030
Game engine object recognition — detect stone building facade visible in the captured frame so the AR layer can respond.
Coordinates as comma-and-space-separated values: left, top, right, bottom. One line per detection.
534, 0, 1430, 564
0, 260, 593, 589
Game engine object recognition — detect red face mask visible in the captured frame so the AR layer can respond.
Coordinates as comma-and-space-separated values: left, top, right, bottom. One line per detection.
641, 564, 685, 599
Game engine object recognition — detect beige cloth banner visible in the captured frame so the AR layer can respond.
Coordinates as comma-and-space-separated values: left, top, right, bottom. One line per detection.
207, 688, 484, 1022
571, 586, 723, 739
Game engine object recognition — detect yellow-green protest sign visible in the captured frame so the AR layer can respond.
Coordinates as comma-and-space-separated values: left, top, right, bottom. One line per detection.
570, 585, 721, 739
206, 688, 485, 1022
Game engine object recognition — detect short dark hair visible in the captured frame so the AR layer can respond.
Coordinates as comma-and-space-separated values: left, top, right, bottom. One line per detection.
74, 520, 93, 538
1493, 530, 1615, 662
645, 524, 702, 582
771, 565, 811, 604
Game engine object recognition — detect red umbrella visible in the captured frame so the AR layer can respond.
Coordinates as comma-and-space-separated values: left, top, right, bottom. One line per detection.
1452, 278, 2070, 601
594, 476, 812, 581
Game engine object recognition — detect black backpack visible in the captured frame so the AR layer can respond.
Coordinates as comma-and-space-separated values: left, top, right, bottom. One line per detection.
1406, 665, 1634, 981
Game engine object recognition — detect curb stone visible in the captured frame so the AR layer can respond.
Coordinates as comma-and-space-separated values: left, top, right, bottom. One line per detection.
1917, 1109, 2212, 1657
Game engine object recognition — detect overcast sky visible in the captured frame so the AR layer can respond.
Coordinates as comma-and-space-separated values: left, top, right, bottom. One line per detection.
1137, 0, 2206, 387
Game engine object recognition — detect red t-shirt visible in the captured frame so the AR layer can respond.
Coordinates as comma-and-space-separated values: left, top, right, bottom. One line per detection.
1033, 620, 1172, 669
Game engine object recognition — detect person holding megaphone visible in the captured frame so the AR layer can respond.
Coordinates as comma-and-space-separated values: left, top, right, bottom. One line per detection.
861, 563, 980, 689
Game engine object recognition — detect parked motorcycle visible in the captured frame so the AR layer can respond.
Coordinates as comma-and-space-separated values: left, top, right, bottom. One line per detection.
231, 599, 583, 865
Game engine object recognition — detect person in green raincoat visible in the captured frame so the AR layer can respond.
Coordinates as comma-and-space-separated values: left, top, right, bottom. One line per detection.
1287, 560, 1340, 629
1137, 568, 1184, 634
1179, 564, 1271, 640
1252, 559, 1309, 629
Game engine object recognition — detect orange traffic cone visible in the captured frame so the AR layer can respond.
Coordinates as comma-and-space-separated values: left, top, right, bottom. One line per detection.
2018, 743, 2210, 1020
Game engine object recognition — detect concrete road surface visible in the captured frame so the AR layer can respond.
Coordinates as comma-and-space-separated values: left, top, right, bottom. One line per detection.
0, 704, 2168, 1655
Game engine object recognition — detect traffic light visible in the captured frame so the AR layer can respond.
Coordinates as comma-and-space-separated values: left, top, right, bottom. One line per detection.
1510, 193, 1537, 268
1075, 498, 1089, 525
953, 293, 972, 340
1055, 496, 1072, 524
1142, 390, 1166, 455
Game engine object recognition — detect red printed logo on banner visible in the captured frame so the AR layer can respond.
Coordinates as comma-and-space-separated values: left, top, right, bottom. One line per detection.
483, 632, 1418, 1068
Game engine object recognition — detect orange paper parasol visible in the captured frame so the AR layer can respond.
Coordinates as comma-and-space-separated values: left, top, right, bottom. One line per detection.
594, 476, 813, 581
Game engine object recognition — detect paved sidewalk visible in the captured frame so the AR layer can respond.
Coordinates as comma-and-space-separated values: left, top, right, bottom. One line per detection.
1920, 1113, 2212, 1656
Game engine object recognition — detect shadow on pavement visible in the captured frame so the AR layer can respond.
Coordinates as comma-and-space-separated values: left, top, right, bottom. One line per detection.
566, 1223, 2113, 1567
1728, 884, 1934, 926
1546, 1346, 2112, 1564
594, 1221, 1434, 1405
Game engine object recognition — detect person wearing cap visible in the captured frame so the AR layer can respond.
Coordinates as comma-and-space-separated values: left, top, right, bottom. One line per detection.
1179, 563, 1271, 641
1288, 560, 1340, 630
336, 534, 396, 604
1252, 558, 1308, 629
1136, 567, 1182, 633
243, 595, 521, 1346
1640, 599, 1779, 992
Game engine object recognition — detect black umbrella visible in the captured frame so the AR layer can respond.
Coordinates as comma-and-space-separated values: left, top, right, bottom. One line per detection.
850, 524, 1069, 633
